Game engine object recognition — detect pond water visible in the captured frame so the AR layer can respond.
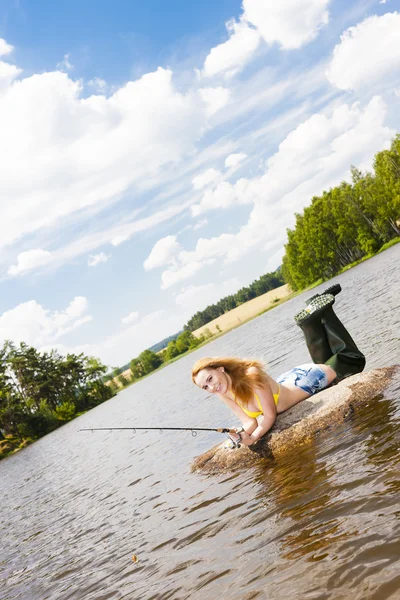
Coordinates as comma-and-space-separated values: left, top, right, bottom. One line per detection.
1, 244, 400, 600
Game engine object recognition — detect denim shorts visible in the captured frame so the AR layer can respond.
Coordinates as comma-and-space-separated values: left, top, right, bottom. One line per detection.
276, 363, 329, 396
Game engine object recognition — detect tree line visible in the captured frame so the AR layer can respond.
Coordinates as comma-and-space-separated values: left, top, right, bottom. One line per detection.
282, 134, 400, 290
0, 341, 114, 458
184, 270, 284, 332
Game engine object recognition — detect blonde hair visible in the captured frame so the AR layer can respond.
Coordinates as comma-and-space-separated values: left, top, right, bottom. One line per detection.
191, 356, 269, 405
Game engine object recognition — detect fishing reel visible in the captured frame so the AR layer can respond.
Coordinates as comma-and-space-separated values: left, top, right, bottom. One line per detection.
224, 427, 244, 450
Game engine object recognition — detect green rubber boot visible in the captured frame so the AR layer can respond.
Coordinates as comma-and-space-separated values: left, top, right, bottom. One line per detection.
321, 306, 365, 381
296, 313, 333, 364
306, 283, 342, 305
294, 293, 365, 381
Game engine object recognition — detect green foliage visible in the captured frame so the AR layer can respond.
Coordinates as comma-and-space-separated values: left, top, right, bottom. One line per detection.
55, 401, 76, 421
138, 349, 163, 374
0, 341, 114, 457
129, 350, 163, 380
164, 340, 180, 361
282, 136, 400, 290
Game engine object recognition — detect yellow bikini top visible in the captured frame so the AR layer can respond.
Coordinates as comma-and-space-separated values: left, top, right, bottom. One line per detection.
234, 386, 280, 418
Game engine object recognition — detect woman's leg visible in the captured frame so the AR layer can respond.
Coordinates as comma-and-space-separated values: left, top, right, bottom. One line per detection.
294, 292, 366, 382
321, 305, 366, 380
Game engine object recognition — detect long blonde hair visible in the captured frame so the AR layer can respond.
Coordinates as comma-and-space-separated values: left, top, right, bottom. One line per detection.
191, 356, 269, 405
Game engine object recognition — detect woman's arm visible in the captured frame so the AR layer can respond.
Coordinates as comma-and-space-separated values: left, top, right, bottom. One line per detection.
219, 394, 258, 434
239, 383, 277, 446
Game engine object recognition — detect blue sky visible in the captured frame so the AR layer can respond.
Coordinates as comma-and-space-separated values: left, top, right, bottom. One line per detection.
0, 0, 399, 367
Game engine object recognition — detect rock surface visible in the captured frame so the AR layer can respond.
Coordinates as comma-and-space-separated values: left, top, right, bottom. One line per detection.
191, 366, 399, 474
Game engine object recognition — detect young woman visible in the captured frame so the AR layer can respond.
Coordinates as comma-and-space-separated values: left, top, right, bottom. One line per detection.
192, 285, 365, 448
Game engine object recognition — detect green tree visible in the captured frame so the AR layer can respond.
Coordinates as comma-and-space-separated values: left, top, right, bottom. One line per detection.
138, 349, 163, 374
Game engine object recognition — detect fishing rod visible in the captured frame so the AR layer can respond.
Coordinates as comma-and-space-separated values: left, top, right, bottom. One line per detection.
79, 426, 238, 437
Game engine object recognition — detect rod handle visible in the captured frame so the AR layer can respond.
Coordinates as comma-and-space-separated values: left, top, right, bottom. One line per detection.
216, 428, 236, 434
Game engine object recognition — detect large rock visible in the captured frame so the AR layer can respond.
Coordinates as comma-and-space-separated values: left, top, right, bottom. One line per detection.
191, 366, 399, 474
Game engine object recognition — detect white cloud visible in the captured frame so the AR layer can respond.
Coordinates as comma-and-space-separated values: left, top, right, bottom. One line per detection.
0, 38, 13, 56
144, 235, 182, 270
161, 260, 213, 290
88, 252, 110, 267
159, 96, 394, 287
327, 13, 400, 91
87, 77, 107, 92
0, 296, 92, 348
191, 178, 255, 216
0, 64, 219, 256
199, 86, 231, 116
0, 38, 14, 56
111, 234, 130, 247
121, 311, 139, 325
193, 218, 208, 230
57, 53, 74, 71
0, 60, 22, 90
225, 152, 247, 168
8, 249, 52, 276
202, 18, 261, 78
175, 278, 241, 313
243, 0, 330, 50
201, 0, 330, 79
192, 168, 221, 190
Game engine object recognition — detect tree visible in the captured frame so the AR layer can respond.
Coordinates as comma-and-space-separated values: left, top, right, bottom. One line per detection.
138, 349, 162, 374
164, 341, 180, 361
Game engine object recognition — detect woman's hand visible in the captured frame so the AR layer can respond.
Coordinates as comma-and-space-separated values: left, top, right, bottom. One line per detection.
237, 430, 256, 446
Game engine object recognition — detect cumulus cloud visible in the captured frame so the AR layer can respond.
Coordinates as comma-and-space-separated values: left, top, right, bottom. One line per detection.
202, 18, 261, 78
160, 96, 394, 287
191, 178, 255, 216
161, 260, 210, 290
143, 235, 182, 271
88, 252, 109, 267
0, 296, 92, 348
243, 0, 330, 49
326, 13, 400, 91
121, 311, 139, 325
8, 249, 52, 276
201, 1, 330, 80
199, 86, 231, 116
192, 168, 222, 190
225, 152, 247, 168
0, 38, 14, 56
0, 58, 227, 258
160, 234, 236, 288
0, 60, 22, 90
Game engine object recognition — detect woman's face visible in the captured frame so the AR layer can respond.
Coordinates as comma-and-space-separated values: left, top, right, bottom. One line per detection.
194, 366, 230, 395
